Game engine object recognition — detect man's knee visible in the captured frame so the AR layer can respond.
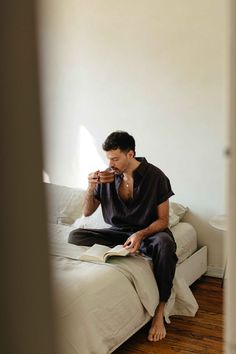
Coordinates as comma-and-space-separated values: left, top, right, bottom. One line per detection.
68, 228, 107, 247
68, 228, 82, 245
154, 232, 176, 252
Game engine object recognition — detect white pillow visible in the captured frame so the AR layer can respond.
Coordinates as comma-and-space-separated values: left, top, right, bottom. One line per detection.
73, 205, 111, 229
45, 183, 85, 224
170, 202, 188, 221
72, 202, 188, 230
57, 189, 86, 225
168, 206, 180, 228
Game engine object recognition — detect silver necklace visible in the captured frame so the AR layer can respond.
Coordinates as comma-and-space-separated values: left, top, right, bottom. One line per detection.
123, 176, 129, 188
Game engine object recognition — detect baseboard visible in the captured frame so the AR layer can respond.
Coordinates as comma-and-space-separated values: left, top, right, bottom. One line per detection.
206, 266, 223, 278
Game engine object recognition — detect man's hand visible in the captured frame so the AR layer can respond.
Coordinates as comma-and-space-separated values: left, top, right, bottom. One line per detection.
88, 170, 100, 190
123, 232, 143, 254
83, 170, 100, 217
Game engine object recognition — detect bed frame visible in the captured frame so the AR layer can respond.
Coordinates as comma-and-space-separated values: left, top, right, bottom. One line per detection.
46, 183, 208, 354
176, 246, 207, 286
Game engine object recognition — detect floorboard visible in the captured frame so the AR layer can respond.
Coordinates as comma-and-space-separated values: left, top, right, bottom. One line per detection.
113, 276, 223, 354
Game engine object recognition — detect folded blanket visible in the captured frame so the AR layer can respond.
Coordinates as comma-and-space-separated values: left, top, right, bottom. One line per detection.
50, 239, 198, 321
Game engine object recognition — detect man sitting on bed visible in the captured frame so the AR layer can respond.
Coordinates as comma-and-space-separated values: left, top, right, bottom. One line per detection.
68, 130, 178, 342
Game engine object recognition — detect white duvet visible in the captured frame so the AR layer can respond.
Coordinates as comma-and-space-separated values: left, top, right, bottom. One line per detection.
49, 224, 198, 354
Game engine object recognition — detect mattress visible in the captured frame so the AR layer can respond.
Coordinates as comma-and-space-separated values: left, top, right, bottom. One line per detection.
171, 222, 197, 264
48, 222, 200, 354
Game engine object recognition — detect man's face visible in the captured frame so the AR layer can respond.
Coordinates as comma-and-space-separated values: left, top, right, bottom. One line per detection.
105, 149, 133, 173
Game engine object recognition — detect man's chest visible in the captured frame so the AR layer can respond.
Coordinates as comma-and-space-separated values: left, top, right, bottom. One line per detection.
118, 177, 134, 201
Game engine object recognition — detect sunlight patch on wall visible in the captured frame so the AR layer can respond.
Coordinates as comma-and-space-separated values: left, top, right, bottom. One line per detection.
43, 170, 51, 183
76, 125, 107, 189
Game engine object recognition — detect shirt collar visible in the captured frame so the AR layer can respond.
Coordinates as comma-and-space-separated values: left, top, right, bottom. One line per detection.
115, 157, 148, 182
134, 157, 148, 177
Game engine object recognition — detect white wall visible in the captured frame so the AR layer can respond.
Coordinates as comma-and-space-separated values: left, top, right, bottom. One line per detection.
38, 0, 229, 274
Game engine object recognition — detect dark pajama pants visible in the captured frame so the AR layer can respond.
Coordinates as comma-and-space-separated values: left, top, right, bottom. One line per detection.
68, 227, 178, 302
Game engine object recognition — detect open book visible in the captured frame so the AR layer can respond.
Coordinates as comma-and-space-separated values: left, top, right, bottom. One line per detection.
79, 244, 130, 263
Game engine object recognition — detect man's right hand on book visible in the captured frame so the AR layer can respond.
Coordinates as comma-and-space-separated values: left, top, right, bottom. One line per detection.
123, 233, 142, 254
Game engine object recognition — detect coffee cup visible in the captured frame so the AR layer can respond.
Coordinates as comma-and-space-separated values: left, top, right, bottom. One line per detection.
98, 169, 115, 184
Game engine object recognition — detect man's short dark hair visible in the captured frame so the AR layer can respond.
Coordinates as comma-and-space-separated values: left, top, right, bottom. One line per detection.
102, 131, 136, 155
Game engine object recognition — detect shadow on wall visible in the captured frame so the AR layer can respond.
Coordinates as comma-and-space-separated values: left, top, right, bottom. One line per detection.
43, 170, 51, 183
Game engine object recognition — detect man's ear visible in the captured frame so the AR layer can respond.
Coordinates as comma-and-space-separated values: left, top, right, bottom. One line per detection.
127, 150, 134, 159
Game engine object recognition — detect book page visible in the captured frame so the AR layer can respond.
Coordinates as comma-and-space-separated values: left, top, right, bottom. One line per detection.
79, 244, 130, 262
79, 244, 111, 262
104, 245, 130, 261
106, 244, 129, 255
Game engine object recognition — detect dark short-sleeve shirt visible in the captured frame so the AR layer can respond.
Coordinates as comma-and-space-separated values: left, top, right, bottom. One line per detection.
94, 157, 174, 231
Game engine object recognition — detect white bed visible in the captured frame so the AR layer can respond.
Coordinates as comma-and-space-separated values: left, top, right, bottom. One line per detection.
46, 183, 207, 354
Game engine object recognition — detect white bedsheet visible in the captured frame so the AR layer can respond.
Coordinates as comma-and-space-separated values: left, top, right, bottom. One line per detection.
49, 223, 198, 354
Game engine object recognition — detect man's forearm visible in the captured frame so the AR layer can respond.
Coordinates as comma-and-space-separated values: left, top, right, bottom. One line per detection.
82, 188, 100, 216
136, 218, 169, 241
123, 218, 169, 253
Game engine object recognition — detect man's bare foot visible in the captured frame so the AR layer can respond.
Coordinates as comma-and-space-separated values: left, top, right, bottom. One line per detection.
148, 302, 166, 342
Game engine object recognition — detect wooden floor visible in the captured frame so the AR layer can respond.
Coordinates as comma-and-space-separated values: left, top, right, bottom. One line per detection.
113, 276, 223, 354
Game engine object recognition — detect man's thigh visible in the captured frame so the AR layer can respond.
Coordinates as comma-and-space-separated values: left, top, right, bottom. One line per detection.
68, 227, 130, 247
140, 230, 177, 257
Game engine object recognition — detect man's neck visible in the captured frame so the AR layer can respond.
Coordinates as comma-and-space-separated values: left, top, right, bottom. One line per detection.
123, 158, 141, 178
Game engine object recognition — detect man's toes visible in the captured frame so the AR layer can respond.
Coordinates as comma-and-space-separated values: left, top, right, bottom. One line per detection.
148, 334, 153, 341
148, 331, 155, 341
155, 332, 162, 341
160, 331, 166, 340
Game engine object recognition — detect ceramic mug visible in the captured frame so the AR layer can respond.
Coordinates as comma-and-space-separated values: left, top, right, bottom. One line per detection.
98, 169, 115, 183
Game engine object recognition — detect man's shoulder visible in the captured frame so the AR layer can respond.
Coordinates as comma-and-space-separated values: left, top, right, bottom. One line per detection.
138, 157, 167, 178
